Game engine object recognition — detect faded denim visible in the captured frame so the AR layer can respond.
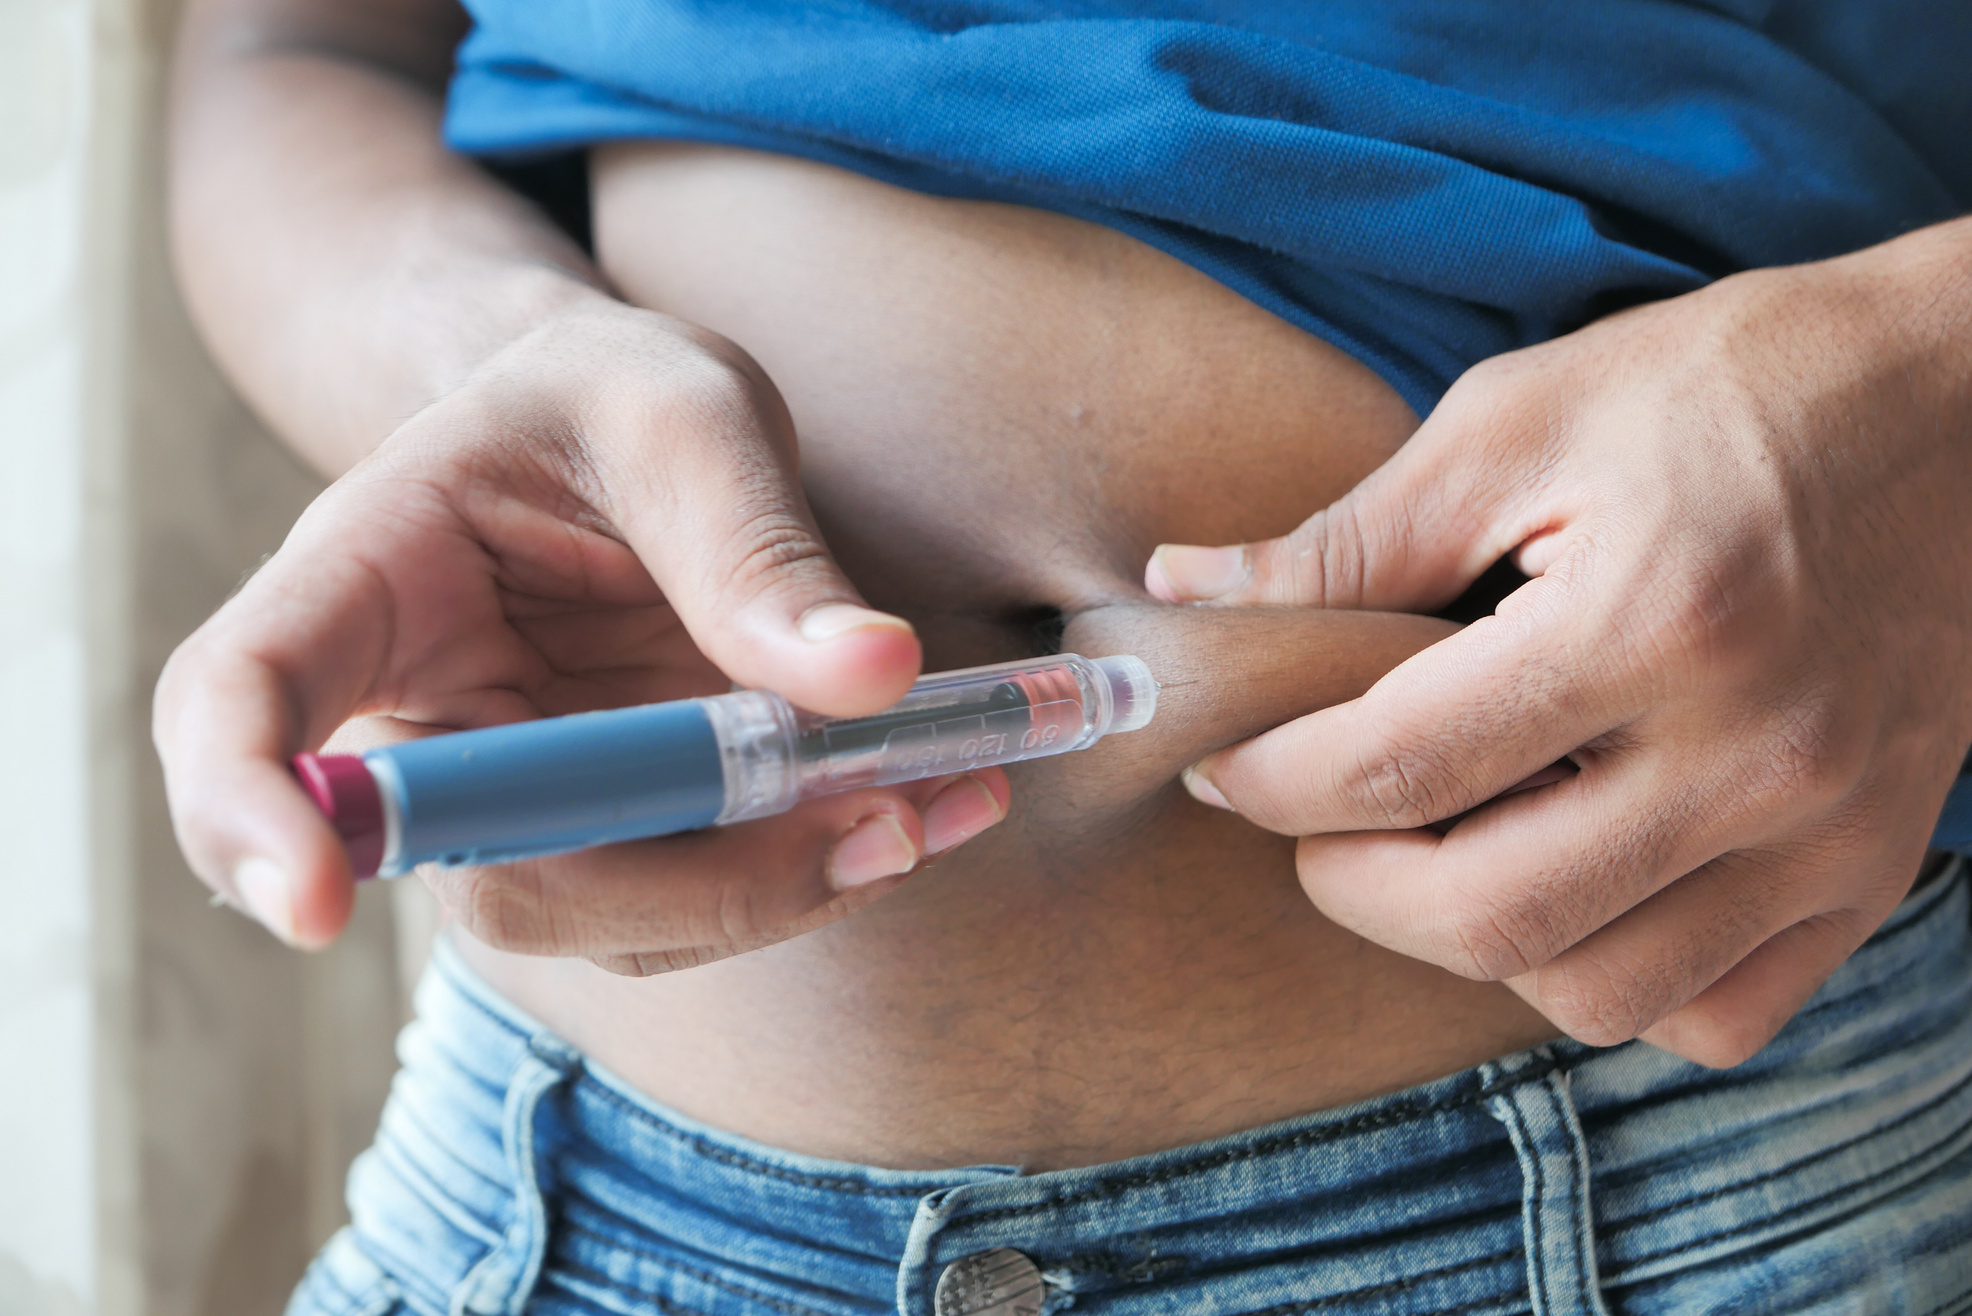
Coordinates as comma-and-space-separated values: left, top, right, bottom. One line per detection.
293, 861, 1972, 1316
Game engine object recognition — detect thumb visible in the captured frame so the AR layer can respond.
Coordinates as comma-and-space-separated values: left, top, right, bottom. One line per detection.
1144, 378, 1533, 611
597, 372, 921, 719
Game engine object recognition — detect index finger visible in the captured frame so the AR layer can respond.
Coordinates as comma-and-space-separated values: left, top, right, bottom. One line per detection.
1197, 567, 1640, 836
151, 540, 435, 946
154, 634, 360, 948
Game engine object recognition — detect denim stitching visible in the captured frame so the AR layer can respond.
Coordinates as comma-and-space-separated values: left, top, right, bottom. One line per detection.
566, 1052, 1565, 1211
1789, 869, 1965, 1025
556, 1219, 841, 1316
1501, 1087, 1548, 1314
1610, 1087, 1972, 1273
446, 1051, 570, 1316
948, 1055, 1566, 1227
555, 1200, 1531, 1316
382, 1091, 512, 1205
1049, 1196, 1523, 1302
1538, 1073, 1594, 1312
539, 1259, 716, 1316
1669, 870, 1963, 1043
369, 1131, 509, 1252
1598, 1130, 1972, 1301
1228, 1243, 1527, 1316
575, 1079, 932, 1196
1604, 1056, 1972, 1236
1243, 1288, 1525, 1316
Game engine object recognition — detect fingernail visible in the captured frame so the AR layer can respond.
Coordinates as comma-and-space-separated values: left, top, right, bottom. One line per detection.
798, 603, 915, 645
1181, 765, 1233, 811
1148, 544, 1247, 602
923, 776, 1006, 854
232, 857, 297, 944
826, 813, 920, 890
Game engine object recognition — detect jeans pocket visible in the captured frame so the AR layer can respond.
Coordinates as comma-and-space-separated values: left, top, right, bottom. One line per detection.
287, 1228, 405, 1316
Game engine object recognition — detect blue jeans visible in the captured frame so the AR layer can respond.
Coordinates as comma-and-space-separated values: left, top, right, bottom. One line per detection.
293, 861, 1972, 1316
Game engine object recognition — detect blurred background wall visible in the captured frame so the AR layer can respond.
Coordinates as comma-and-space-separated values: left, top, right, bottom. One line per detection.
1, 2, 429, 1312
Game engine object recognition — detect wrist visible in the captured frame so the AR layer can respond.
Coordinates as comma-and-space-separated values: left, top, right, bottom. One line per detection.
368, 296, 783, 503
1830, 215, 1972, 417
410, 260, 620, 397
289, 261, 620, 478
1691, 215, 1972, 445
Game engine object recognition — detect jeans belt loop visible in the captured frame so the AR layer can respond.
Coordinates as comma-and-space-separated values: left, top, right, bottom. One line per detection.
1482, 1045, 1613, 1316
451, 1032, 582, 1316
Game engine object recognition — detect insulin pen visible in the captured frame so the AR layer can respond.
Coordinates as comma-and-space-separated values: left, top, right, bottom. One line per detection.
293, 653, 1158, 879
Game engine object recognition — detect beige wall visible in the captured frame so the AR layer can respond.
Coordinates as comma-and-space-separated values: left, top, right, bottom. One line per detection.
2, 1, 418, 1312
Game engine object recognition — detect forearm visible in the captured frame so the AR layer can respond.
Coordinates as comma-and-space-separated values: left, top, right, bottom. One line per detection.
170, 0, 612, 476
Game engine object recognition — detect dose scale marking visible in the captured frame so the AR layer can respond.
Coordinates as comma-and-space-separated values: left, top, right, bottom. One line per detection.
813, 667, 1090, 785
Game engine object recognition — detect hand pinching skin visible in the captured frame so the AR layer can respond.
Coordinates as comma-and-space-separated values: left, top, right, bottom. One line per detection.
1151, 219, 1972, 1067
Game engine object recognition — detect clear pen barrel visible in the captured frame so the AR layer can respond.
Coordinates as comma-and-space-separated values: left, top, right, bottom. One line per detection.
712, 654, 1157, 825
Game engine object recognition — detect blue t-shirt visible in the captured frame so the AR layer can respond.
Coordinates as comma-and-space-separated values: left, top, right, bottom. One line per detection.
444, 1, 1972, 849
446, 0, 1969, 417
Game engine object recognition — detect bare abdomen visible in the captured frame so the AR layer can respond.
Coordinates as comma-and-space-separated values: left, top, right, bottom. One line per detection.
452, 142, 1555, 1171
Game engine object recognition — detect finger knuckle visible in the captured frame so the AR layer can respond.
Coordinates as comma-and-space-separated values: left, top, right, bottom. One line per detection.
1348, 742, 1454, 829
1669, 1011, 1775, 1069
595, 343, 787, 471
719, 500, 833, 599
1629, 525, 1802, 685
1435, 895, 1549, 981
1743, 700, 1854, 814
1270, 505, 1367, 608
634, 332, 789, 444
449, 868, 564, 956
1535, 960, 1662, 1048
667, 349, 772, 430
1547, 1002, 1646, 1050
1440, 355, 1528, 425
710, 871, 783, 950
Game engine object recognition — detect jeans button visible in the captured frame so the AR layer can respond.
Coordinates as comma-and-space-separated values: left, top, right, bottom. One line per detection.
934, 1248, 1044, 1316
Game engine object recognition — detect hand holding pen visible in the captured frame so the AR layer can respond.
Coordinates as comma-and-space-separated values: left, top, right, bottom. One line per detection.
152, 300, 1013, 968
